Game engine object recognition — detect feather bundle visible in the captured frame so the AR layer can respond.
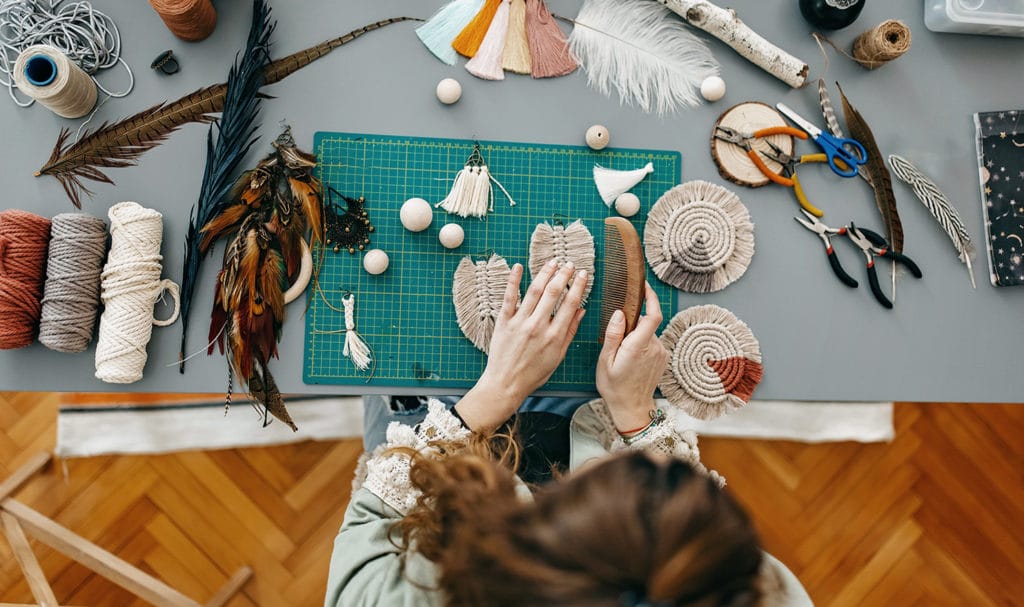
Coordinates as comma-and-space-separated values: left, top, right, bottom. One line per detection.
204, 128, 325, 431
837, 83, 903, 254
889, 154, 975, 288
568, 0, 719, 114
180, 0, 273, 371
36, 16, 418, 208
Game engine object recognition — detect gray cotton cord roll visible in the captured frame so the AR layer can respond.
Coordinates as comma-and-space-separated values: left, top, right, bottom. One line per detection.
38, 213, 108, 353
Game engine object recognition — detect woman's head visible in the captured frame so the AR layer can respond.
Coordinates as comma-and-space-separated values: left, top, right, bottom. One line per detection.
401, 448, 763, 607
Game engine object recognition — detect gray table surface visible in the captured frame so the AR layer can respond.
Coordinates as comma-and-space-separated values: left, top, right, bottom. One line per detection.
0, 0, 1021, 402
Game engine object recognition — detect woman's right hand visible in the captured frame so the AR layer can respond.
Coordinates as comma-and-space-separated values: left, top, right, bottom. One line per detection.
596, 283, 670, 433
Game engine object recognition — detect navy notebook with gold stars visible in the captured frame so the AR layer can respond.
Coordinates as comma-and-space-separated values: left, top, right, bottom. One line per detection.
975, 110, 1024, 287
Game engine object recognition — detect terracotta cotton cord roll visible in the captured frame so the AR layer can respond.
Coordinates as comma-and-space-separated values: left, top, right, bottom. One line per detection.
39, 213, 108, 353
149, 0, 217, 42
852, 20, 911, 69
0, 210, 52, 350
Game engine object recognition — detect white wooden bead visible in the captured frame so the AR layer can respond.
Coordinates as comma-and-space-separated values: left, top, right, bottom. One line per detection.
436, 78, 462, 105
363, 249, 390, 275
700, 76, 726, 102
439, 223, 465, 249
614, 192, 641, 217
585, 125, 610, 150
400, 197, 433, 232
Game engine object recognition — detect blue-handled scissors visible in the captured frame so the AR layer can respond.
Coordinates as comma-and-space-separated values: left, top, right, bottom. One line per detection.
776, 102, 868, 178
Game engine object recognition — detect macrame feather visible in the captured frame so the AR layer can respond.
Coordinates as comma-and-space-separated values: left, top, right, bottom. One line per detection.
528, 220, 596, 306
453, 254, 511, 353
568, 0, 719, 114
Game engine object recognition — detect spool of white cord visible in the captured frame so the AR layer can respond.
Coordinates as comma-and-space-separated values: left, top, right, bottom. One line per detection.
95, 202, 180, 384
12, 44, 96, 118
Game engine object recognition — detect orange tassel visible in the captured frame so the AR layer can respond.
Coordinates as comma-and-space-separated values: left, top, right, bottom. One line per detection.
525, 0, 577, 78
452, 0, 501, 58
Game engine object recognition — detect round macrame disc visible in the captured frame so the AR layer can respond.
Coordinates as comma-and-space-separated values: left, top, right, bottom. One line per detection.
658, 305, 763, 420
711, 101, 794, 188
644, 181, 754, 293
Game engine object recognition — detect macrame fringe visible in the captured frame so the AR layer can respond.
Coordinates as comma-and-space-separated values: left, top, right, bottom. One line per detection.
593, 162, 654, 206
417, 0, 485, 65
528, 220, 596, 306
452, 0, 501, 58
341, 293, 373, 370
525, 0, 578, 78
437, 146, 516, 218
453, 254, 510, 352
466, 0, 510, 80
502, 0, 532, 74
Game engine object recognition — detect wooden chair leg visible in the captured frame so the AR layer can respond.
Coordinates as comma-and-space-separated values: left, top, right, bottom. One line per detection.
203, 566, 253, 607
0, 453, 51, 501
1, 511, 59, 607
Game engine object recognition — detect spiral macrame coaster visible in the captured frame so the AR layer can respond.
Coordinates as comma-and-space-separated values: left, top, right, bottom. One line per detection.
645, 181, 754, 293
453, 254, 510, 353
528, 220, 595, 306
659, 304, 763, 420
711, 101, 795, 188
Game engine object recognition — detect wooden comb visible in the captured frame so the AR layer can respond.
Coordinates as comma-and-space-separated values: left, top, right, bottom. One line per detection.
599, 217, 646, 343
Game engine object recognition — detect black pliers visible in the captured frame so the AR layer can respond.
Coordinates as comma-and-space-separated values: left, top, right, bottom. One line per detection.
794, 210, 858, 288
845, 223, 923, 309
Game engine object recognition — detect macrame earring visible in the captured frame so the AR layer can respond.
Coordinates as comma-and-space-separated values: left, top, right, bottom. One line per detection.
452, 254, 511, 352
528, 220, 596, 307
659, 304, 763, 420
437, 143, 516, 218
341, 293, 372, 370
325, 187, 374, 254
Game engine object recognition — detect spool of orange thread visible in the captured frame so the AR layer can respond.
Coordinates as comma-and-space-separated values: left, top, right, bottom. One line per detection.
149, 0, 217, 42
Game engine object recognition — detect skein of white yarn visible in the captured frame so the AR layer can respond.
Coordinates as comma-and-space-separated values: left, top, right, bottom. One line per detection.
12, 44, 96, 118
95, 201, 179, 384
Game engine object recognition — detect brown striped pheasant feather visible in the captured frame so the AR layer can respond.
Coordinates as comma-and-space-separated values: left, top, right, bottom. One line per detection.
36, 16, 419, 208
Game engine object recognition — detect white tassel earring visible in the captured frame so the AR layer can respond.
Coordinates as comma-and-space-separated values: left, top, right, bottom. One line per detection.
341, 293, 372, 371
593, 162, 654, 206
438, 143, 517, 218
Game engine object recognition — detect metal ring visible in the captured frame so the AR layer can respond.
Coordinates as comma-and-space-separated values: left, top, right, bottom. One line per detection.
150, 50, 179, 75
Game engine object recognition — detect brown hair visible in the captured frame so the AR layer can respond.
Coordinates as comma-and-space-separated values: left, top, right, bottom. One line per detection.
397, 443, 763, 607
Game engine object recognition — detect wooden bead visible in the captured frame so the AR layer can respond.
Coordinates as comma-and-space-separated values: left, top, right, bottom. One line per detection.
436, 78, 462, 105
363, 249, 389, 275
586, 125, 610, 150
400, 197, 433, 232
439, 223, 465, 249
700, 76, 726, 102
615, 192, 641, 217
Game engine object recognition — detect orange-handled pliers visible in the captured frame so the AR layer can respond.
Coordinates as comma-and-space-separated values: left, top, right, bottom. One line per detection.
713, 125, 809, 186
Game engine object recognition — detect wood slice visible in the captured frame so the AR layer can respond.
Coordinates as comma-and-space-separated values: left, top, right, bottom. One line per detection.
711, 101, 795, 188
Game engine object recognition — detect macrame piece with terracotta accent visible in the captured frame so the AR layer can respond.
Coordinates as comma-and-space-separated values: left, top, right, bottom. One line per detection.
711, 101, 795, 188
645, 181, 754, 293
452, 254, 510, 353
528, 220, 596, 307
659, 304, 763, 420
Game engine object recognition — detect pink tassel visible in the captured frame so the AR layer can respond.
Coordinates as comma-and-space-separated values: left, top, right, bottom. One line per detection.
525, 0, 577, 78
466, 0, 511, 80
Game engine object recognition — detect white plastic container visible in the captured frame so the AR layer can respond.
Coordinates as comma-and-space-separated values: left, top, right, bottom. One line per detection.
925, 0, 1024, 37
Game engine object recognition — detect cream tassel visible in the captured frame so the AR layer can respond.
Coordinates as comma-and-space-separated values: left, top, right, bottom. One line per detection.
342, 293, 372, 371
502, 0, 532, 74
437, 145, 516, 218
593, 162, 654, 206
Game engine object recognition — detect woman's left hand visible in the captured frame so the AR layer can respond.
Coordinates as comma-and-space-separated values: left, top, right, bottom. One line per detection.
455, 260, 587, 431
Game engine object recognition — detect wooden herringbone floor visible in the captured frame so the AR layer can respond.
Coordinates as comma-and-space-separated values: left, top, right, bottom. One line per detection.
1, 393, 1022, 606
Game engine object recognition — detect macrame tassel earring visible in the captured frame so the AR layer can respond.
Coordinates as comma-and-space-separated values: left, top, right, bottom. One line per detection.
502, 0, 532, 74
453, 0, 502, 58
417, 0, 486, 65
342, 293, 372, 371
437, 144, 516, 218
525, 0, 578, 78
529, 220, 596, 306
466, 0, 511, 80
593, 162, 654, 206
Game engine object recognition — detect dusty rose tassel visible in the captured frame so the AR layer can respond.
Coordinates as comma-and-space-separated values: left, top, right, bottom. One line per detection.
466, 0, 511, 80
452, 0, 501, 58
525, 0, 577, 78
502, 0, 531, 74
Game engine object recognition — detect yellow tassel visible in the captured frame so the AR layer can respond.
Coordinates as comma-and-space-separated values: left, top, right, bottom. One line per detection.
502, 0, 531, 74
452, 0, 501, 58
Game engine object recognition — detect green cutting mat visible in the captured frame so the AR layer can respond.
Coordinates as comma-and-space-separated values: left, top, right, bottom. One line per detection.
304, 132, 680, 393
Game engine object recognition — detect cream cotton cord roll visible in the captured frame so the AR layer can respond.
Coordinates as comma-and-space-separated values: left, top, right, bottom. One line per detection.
39, 213, 108, 353
12, 44, 97, 118
95, 202, 179, 384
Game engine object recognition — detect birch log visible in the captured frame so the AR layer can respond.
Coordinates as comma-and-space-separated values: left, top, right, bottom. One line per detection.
659, 0, 808, 88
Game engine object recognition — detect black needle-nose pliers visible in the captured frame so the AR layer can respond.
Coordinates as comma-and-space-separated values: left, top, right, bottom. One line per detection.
794, 209, 858, 288
845, 223, 923, 309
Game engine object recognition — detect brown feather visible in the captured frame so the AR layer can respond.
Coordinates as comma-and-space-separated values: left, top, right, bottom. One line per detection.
290, 177, 323, 246
247, 362, 296, 431
262, 248, 286, 321
239, 231, 263, 314
837, 83, 903, 254
200, 203, 250, 252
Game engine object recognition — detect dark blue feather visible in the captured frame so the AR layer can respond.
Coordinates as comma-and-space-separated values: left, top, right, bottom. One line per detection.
179, 0, 275, 370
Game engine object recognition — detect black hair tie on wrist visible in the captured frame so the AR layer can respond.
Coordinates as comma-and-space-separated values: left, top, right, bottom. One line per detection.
150, 50, 179, 75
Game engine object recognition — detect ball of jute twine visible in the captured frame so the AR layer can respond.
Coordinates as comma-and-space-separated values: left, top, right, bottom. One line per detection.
12, 44, 97, 118
95, 202, 179, 384
658, 304, 763, 421
852, 20, 911, 69
149, 0, 217, 42
644, 181, 754, 293
0, 209, 52, 350
39, 213, 108, 353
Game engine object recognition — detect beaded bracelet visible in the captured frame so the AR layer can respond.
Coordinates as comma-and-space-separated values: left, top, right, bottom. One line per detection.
620, 408, 666, 445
